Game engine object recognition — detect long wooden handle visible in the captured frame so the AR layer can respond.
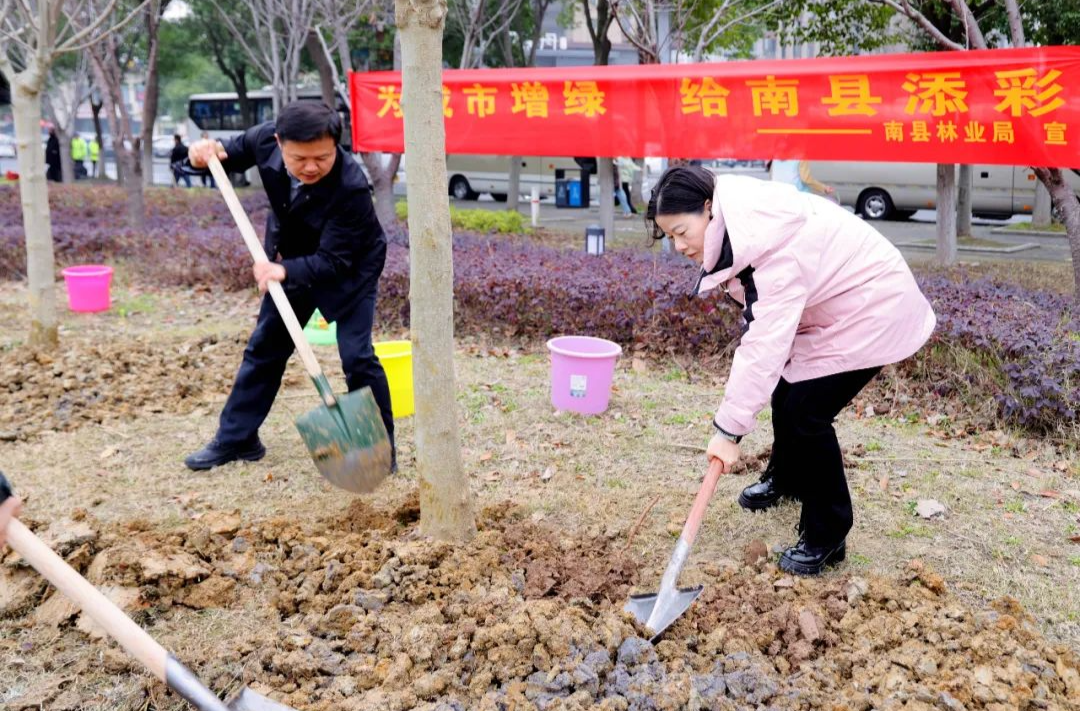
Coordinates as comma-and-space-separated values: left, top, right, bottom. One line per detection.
6, 518, 168, 680
680, 457, 725, 547
207, 156, 333, 406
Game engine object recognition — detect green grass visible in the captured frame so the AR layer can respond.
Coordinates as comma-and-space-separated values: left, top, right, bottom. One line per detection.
115, 293, 157, 319
1069, 557, 1080, 567
865, 440, 884, 453
1004, 536, 1022, 546
1005, 500, 1027, 514
605, 477, 628, 490
1006, 221, 1066, 233
888, 523, 934, 539
1063, 501, 1080, 514
849, 552, 872, 566
663, 413, 691, 425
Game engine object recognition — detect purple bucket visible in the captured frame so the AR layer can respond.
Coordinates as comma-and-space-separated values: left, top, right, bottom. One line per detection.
546, 336, 622, 415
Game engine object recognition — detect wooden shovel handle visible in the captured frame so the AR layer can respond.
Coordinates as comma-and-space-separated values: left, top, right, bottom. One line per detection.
679, 458, 725, 547
5, 518, 168, 681
207, 157, 334, 406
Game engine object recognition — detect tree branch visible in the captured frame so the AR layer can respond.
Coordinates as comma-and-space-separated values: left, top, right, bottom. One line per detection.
1003, 0, 1025, 47
57, 0, 150, 54
869, 0, 964, 51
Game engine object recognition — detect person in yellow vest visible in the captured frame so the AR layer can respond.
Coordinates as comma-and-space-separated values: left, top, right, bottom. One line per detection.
89, 137, 100, 178
71, 134, 88, 179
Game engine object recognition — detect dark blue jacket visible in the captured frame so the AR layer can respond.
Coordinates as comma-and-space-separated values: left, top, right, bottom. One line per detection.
218, 121, 386, 320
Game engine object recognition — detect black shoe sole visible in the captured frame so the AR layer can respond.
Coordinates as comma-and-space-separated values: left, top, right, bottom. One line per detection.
779, 543, 847, 576
184, 445, 266, 471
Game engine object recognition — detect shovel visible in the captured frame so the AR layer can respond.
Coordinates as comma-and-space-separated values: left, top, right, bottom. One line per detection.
625, 458, 724, 641
0, 473, 296, 711
207, 156, 392, 493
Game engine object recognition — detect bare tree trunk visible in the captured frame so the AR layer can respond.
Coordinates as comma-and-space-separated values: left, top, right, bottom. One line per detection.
306, 30, 337, 106
1034, 168, 1080, 309
56, 126, 75, 184
508, 156, 521, 211
597, 157, 615, 247
632, 157, 644, 209
1033, 181, 1053, 227
90, 39, 146, 230
361, 152, 402, 233
141, 0, 164, 189
396, 0, 476, 543
91, 95, 106, 178
936, 163, 957, 266
957, 164, 972, 237
12, 80, 59, 349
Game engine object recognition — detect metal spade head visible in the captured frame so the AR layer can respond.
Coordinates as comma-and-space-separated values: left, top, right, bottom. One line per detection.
227, 688, 301, 711
624, 585, 704, 642
294, 386, 392, 494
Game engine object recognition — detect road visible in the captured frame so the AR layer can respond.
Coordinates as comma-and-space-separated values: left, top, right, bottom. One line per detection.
1, 156, 191, 186
450, 170, 1070, 264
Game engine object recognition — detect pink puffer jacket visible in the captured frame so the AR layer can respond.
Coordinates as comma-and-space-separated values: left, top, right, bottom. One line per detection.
698, 175, 936, 437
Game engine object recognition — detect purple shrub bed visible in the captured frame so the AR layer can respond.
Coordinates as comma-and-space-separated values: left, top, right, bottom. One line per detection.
1, 186, 1075, 434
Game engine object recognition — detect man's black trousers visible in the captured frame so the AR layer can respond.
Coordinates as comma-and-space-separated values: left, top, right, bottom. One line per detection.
216, 286, 394, 452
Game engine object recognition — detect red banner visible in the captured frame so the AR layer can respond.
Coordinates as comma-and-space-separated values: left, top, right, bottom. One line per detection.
350, 47, 1080, 166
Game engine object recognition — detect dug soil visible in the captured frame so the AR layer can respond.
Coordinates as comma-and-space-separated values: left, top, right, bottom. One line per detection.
3, 495, 1078, 711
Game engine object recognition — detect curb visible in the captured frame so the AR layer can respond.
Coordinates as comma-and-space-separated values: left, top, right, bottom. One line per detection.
896, 241, 1040, 254
990, 227, 1067, 239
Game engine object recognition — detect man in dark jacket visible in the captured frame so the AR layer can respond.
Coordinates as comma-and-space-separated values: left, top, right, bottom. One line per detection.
170, 135, 192, 187
183, 101, 394, 472
45, 129, 61, 182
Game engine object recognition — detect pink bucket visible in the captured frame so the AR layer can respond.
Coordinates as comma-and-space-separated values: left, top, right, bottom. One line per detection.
546, 336, 622, 415
61, 265, 113, 313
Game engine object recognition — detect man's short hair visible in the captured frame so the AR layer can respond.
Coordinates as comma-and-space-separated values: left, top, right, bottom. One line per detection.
276, 101, 342, 145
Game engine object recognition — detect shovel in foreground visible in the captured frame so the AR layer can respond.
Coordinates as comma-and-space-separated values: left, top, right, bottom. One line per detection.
207, 157, 392, 493
0, 473, 297, 711
625, 458, 724, 641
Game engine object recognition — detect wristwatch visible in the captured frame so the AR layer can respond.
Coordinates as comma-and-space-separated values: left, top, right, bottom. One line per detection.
712, 421, 743, 444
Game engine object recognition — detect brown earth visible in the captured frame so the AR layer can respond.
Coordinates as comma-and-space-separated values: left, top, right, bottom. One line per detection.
3, 496, 1078, 711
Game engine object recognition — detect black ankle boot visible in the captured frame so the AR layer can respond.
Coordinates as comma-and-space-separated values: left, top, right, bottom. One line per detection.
779, 535, 847, 576
184, 437, 265, 471
737, 470, 796, 511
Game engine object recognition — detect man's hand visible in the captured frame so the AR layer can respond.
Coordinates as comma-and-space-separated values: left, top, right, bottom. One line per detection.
824, 185, 836, 195
707, 432, 742, 474
0, 496, 22, 550
253, 262, 286, 293
188, 139, 228, 169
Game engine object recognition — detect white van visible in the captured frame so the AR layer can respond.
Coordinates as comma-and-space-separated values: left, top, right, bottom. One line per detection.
446, 155, 600, 201
807, 161, 1080, 220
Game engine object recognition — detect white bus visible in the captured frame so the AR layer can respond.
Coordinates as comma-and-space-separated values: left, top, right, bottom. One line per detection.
186, 90, 351, 149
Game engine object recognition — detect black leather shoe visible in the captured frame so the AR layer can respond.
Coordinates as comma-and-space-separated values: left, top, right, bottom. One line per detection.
737, 474, 796, 511
779, 536, 846, 576
184, 437, 266, 471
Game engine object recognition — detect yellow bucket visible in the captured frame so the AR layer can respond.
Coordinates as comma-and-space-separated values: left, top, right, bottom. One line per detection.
374, 340, 414, 418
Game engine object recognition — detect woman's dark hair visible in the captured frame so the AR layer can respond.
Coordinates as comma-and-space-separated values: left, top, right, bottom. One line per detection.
276, 101, 342, 145
644, 165, 716, 241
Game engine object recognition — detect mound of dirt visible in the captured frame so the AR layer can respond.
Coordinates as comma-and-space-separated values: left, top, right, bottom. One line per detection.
2, 498, 1078, 711
0, 334, 250, 440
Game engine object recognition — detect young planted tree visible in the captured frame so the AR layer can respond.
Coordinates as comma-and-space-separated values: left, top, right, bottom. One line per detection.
88, 28, 145, 228
395, 0, 477, 542
0, 0, 144, 348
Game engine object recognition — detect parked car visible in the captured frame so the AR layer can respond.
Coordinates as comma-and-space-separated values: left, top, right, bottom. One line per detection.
0, 134, 16, 159
152, 135, 178, 159
808, 161, 1080, 220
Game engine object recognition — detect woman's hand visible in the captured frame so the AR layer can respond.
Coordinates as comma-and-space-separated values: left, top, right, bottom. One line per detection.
707, 432, 742, 474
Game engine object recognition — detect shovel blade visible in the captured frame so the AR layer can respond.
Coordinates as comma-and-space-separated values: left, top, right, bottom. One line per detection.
227, 688, 300, 711
295, 386, 392, 494
624, 585, 704, 642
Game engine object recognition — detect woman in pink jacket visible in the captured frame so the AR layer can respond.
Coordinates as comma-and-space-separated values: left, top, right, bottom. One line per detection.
647, 166, 936, 576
